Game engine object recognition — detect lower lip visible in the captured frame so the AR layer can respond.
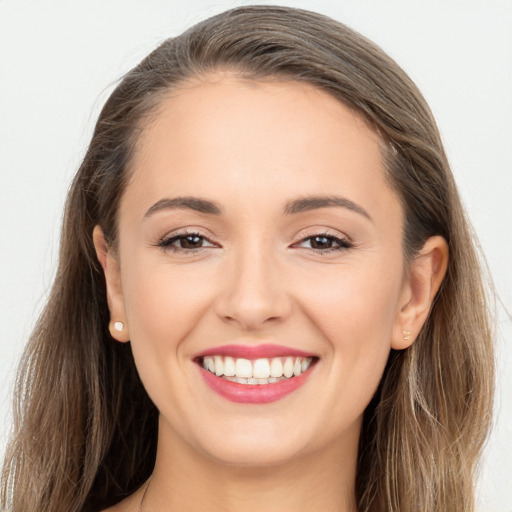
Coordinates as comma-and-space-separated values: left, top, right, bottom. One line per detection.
199, 366, 314, 404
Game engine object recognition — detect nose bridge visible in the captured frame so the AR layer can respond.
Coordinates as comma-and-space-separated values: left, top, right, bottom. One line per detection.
216, 236, 291, 329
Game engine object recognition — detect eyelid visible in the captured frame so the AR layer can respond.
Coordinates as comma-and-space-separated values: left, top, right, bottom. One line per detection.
158, 226, 218, 242
292, 226, 352, 243
290, 228, 354, 253
154, 228, 221, 253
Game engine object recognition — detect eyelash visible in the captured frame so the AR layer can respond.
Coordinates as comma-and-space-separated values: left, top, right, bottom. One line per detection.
156, 231, 216, 253
156, 231, 353, 254
293, 232, 353, 253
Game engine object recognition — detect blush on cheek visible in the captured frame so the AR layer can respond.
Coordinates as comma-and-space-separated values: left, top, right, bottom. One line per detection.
124, 266, 213, 346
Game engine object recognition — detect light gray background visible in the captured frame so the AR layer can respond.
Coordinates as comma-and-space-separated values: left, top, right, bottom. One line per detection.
1, 1, 510, 510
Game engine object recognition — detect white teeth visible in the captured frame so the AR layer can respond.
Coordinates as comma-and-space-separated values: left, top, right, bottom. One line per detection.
270, 358, 283, 378
253, 358, 271, 379
226, 376, 286, 384
303, 358, 312, 372
201, 355, 314, 382
224, 356, 236, 377
214, 356, 224, 376
235, 358, 252, 378
283, 357, 294, 378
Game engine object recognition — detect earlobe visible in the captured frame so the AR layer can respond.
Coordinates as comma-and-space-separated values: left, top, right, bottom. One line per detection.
92, 225, 130, 343
391, 235, 449, 350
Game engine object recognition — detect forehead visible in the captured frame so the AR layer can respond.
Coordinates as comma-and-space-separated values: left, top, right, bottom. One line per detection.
124, 77, 400, 221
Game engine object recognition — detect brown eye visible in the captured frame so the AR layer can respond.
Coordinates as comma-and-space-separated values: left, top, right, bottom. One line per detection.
179, 235, 204, 249
295, 233, 353, 252
157, 232, 217, 252
309, 235, 334, 250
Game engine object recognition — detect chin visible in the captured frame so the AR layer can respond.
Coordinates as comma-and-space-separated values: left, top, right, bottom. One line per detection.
186, 417, 327, 469
200, 439, 307, 468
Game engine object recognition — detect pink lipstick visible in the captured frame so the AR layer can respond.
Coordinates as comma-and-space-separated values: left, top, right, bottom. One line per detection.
195, 344, 318, 404
196, 344, 315, 359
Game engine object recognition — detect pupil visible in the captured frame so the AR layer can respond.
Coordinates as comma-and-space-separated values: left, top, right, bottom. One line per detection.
312, 236, 332, 249
181, 235, 202, 248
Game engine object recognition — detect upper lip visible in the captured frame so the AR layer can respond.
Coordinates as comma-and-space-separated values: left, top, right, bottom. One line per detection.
195, 343, 317, 360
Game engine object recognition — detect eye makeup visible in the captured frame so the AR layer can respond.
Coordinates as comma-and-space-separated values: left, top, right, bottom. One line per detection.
292, 232, 353, 254
155, 230, 219, 253
154, 229, 354, 256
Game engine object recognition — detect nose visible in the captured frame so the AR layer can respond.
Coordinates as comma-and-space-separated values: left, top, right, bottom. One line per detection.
214, 245, 292, 331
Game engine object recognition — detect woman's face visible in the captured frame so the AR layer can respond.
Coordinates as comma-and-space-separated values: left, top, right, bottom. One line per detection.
103, 77, 414, 466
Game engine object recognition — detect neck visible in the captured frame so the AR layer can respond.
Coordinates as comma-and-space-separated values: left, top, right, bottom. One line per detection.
144, 416, 360, 512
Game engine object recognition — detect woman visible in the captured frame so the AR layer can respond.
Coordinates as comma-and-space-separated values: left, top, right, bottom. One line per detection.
1, 5, 494, 512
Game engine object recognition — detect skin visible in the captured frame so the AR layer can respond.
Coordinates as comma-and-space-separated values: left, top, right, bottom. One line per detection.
95, 76, 448, 512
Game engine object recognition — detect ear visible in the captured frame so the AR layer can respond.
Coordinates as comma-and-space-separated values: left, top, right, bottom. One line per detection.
93, 225, 130, 342
391, 235, 449, 350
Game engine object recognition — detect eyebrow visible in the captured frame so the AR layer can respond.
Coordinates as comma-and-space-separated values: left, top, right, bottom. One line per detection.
284, 195, 371, 221
143, 194, 371, 221
144, 196, 223, 218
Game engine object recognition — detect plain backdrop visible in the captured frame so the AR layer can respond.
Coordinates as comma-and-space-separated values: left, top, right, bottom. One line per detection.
0, 1, 511, 510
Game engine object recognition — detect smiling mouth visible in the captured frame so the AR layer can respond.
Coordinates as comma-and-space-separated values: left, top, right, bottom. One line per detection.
198, 356, 315, 385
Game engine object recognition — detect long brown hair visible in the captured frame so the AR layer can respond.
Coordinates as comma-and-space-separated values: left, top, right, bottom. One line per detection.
1, 6, 494, 511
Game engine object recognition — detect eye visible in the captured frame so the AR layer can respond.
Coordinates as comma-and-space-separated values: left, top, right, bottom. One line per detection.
157, 232, 217, 252
294, 233, 352, 252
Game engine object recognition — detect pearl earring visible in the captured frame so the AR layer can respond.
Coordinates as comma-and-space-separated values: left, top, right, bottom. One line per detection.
402, 330, 411, 341
114, 321, 124, 332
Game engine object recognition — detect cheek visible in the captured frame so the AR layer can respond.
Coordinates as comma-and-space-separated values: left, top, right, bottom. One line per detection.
118, 257, 218, 419
296, 260, 403, 403
121, 257, 215, 360
297, 261, 403, 346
